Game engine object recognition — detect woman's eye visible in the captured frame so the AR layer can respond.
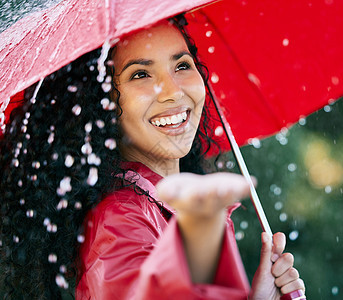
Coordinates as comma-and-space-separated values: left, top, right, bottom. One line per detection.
131, 71, 149, 80
176, 62, 191, 71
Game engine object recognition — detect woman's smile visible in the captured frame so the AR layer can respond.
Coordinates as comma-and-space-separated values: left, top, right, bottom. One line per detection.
112, 20, 206, 175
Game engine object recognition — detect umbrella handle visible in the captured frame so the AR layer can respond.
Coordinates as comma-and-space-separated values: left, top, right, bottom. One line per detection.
281, 289, 306, 300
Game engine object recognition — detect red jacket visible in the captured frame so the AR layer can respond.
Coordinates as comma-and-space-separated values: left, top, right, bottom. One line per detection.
76, 162, 250, 299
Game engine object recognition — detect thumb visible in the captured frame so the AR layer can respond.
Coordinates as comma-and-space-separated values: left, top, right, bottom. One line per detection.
258, 232, 273, 271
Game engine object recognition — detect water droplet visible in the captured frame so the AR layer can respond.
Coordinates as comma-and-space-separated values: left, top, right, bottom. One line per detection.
248, 138, 261, 148
274, 201, 283, 210
18, 180, 23, 187
226, 161, 235, 169
235, 231, 244, 241
279, 213, 288, 222
77, 235, 85, 243
67, 85, 78, 93
214, 126, 223, 136
96, 120, 105, 128
325, 185, 332, 194
48, 253, 57, 263
288, 163, 297, 172
332, 286, 339, 295
57, 199, 68, 210
57, 177, 72, 196
72, 104, 82, 116
65, 155, 74, 168
208, 46, 215, 53
205, 31, 212, 37
153, 84, 163, 95
211, 73, 219, 83
282, 38, 289, 46
12, 159, 19, 167
32, 161, 40, 169
101, 83, 112, 93
248, 73, 261, 88
74, 201, 82, 209
84, 122, 92, 133
43, 218, 51, 226
48, 132, 55, 144
87, 153, 101, 166
20, 199, 25, 205
22, 118, 28, 125
105, 138, 116, 150
47, 223, 57, 233
217, 161, 224, 169
324, 105, 332, 112
299, 117, 306, 125
289, 230, 299, 241
270, 184, 282, 195
240, 221, 248, 229
101, 98, 115, 110
59, 265, 67, 273
81, 143, 92, 155
13, 235, 19, 243
26, 209, 35, 218
52, 153, 59, 160
87, 167, 98, 186
21, 125, 27, 133
55, 274, 69, 289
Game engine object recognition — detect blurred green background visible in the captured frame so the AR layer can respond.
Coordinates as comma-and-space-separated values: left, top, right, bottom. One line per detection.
224, 98, 343, 299
1, 1, 343, 299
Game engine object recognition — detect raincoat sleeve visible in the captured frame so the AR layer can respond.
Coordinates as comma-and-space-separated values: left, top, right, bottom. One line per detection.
76, 189, 250, 300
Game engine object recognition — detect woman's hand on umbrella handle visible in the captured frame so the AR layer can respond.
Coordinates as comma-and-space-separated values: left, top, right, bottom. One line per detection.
157, 172, 251, 283
250, 232, 306, 300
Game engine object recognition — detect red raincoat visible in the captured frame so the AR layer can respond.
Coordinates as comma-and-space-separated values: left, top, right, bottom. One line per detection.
76, 162, 250, 299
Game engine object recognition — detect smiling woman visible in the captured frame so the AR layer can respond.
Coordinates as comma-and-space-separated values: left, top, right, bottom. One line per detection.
0, 16, 305, 300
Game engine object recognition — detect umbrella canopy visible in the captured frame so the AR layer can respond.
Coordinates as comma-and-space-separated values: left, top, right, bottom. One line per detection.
1, 0, 343, 151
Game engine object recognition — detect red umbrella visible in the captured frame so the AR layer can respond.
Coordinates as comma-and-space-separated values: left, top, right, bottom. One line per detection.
1, 1, 343, 298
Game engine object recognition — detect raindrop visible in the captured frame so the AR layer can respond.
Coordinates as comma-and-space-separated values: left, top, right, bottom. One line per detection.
279, 213, 288, 222
211, 73, 219, 84
249, 138, 261, 148
101, 83, 112, 93
89, 65, 95, 71
26, 209, 35, 218
57, 199, 68, 210
208, 46, 215, 53
19, 199, 25, 205
51, 99, 56, 105
331, 76, 339, 85
235, 231, 244, 241
52, 153, 59, 160
282, 38, 289, 46
13, 236, 19, 243
96, 120, 105, 128
274, 201, 283, 210
74, 201, 82, 210
55, 274, 69, 289
288, 163, 297, 172
22, 118, 28, 125
60, 265, 67, 274
18, 180, 23, 187
67, 85, 78, 93
325, 185, 332, 194
145, 43, 152, 49
205, 31, 212, 37
214, 126, 223, 136
105, 138, 117, 150
48, 253, 57, 263
65, 155, 74, 168
87, 153, 101, 166
32, 161, 41, 169
12, 159, 19, 167
21, 125, 27, 133
248, 73, 261, 88
270, 184, 282, 195
84, 122, 92, 133
30, 174, 37, 181
332, 286, 339, 295
154, 84, 163, 95
226, 161, 235, 169
240, 221, 248, 229
72, 104, 82, 116
216, 161, 224, 169
81, 143, 93, 155
43, 218, 51, 227
77, 235, 85, 243
57, 177, 72, 196
299, 117, 306, 125
25, 134, 31, 140
47, 224, 57, 233
48, 132, 55, 144
324, 105, 332, 112
289, 230, 299, 241
25, 112, 30, 119
336, 236, 340, 243
87, 167, 98, 186
101, 98, 115, 110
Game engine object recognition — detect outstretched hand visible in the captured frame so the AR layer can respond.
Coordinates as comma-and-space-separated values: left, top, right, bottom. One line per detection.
250, 232, 305, 300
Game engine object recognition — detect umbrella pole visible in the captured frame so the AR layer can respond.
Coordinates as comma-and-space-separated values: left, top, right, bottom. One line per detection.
208, 86, 273, 237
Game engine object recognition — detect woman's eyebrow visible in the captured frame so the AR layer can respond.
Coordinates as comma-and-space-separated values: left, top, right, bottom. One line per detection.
120, 59, 153, 73
171, 51, 193, 61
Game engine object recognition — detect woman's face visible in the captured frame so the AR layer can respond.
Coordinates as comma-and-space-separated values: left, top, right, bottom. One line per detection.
112, 21, 206, 172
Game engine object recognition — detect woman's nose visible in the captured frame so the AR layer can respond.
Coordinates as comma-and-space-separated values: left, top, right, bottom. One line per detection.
156, 73, 184, 103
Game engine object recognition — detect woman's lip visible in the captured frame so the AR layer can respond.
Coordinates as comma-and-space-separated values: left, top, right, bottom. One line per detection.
150, 111, 191, 136
149, 106, 190, 120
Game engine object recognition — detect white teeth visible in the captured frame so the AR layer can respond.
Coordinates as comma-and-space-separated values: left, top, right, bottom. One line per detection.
151, 111, 188, 127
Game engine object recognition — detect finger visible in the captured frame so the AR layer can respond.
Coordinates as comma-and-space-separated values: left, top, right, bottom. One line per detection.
280, 278, 306, 295
271, 232, 286, 262
274, 267, 299, 287
258, 232, 273, 271
272, 252, 294, 277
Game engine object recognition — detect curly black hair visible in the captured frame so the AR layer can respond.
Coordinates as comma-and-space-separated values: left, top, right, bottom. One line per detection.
0, 16, 220, 299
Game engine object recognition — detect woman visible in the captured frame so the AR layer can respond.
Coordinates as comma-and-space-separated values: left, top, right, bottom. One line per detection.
0, 16, 305, 299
